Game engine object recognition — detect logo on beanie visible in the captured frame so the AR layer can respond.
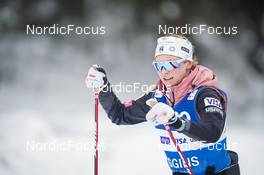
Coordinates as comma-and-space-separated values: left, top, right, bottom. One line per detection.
169, 46, 176, 51
159, 46, 164, 52
181, 46, 190, 53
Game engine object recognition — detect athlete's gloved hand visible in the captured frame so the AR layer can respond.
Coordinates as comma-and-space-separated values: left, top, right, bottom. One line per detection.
146, 99, 177, 125
85, 64, 108, 92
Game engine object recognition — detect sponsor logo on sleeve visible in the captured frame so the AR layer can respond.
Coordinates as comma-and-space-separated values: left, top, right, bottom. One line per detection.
204, 97, 222, 109
205, 106, 224, 117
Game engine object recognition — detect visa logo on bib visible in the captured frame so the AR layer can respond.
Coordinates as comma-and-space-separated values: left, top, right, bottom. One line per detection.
204, 97, 222, 109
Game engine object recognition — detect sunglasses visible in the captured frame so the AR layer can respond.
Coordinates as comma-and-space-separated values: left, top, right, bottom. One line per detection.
152, 60, 185, 72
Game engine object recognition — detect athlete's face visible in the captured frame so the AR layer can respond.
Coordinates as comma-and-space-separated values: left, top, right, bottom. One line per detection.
154, 55, 193, 86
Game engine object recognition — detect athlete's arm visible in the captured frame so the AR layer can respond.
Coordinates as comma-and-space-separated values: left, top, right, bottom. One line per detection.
99, 84, 151, 125
171, 88, 226, 143
86, 65, 151, 125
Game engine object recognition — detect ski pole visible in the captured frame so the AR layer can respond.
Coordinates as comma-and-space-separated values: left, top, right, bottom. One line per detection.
94, 92, 99, 175
146, 99, 194, 175
165, 125, 194, 175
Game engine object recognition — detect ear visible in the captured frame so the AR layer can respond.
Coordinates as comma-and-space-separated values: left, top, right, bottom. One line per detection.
185, 61, 193, 69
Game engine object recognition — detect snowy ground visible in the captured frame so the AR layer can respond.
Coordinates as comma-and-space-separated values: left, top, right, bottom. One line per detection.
0, 107, 263, 175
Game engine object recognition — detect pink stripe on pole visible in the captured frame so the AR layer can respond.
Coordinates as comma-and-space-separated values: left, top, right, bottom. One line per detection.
165, 125, 194, 175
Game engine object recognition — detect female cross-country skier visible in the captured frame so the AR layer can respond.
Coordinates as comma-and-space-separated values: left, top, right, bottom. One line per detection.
86, 35, 240, 175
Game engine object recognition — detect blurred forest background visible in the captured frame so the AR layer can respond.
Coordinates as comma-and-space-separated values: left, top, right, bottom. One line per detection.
0, 0, 264, 175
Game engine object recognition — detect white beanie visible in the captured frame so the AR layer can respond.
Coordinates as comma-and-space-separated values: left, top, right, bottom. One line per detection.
155, 36, 193, 61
